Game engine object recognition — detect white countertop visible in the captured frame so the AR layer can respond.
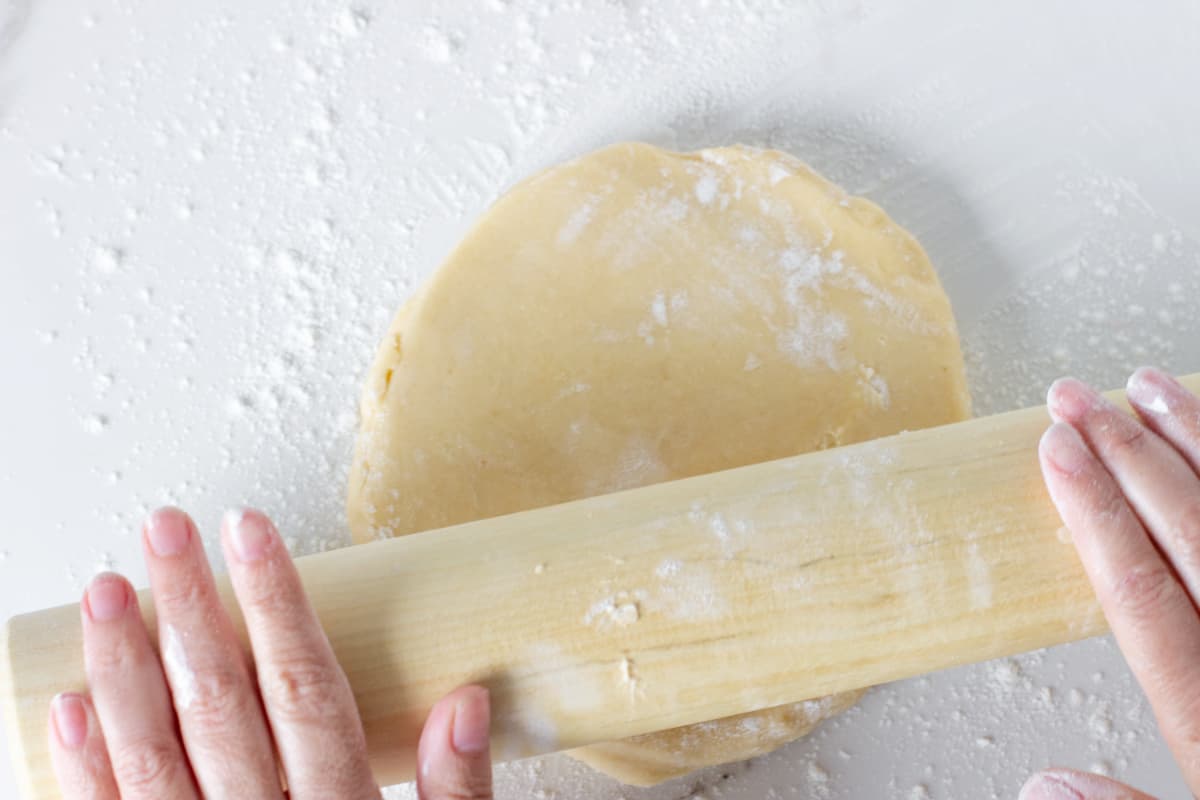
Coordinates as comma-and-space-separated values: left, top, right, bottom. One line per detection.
2, 1, 1197, 796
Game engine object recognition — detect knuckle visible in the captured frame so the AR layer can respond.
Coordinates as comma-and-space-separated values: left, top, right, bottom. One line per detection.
1168, 498, 1200, 575
180, 662, 253, 728
1092, 484, 1129, 523
1099, 416, 1149, 460
448, 777, 493, 800
1107, 563, 1184, 620
261, 653, 348, 723
242, 574, 300, 621
110, 737, 185, 795
1175, 497, 1200, 542
87, 638, 155, 677
155, 577, 209, 614
1153, 692, 1200, 765
83, 749, 113, 784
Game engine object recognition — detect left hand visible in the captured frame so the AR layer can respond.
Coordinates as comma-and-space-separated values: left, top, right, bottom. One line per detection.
47, 507, 494, 799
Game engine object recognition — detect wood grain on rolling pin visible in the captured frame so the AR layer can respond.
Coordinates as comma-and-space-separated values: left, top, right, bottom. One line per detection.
4, 373, 1198, 799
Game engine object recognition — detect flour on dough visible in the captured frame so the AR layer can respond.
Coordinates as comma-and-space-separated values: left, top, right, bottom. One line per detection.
348, 143, 971, 785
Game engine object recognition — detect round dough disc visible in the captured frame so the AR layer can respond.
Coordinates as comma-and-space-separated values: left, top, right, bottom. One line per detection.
348, 143, 971, 785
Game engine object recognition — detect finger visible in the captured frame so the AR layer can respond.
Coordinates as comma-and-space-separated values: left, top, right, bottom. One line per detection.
1019, 768, 1157, 799
142, 508, 283, 798
48, 693, 119, 800
1048, 377, 1200, 600
1126, 367, 1200, 477
221, 509, 379, 800
82, 573, 199, 799
1039, 422, 1200, 789
417, 686, 493, 800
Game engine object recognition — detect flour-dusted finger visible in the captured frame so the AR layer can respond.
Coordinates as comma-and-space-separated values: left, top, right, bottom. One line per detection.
416, 686, 493, 800
1039, 421, 1200, 792
48, 693, 119, 800
221, 509, 380, 800
81, 573, 199, 799
1020, 768, 1158, 800
1126, 366, 1200, 477
142, 508, 284, 799
1048, 377, 1200, 601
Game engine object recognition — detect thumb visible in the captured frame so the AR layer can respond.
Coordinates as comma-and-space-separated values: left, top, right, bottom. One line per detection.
417, 685, 494, 800
1019, 768, 1157, 800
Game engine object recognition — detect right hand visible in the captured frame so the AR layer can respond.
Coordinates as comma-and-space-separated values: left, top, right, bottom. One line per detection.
1025, 367, 1200, 799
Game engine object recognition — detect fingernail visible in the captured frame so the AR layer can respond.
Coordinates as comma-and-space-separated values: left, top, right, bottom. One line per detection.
224, 508, 274, 563
1126, 366, 1173, 416
1047, 377, 1102, 423
144, 507, 192, 557
420, 699, 454, 779
84, 575, 129, 622
1040, 422, 1093, 476
51, 694, 88, 749
1019, 772, 1086, 800
451, 686, 491, 755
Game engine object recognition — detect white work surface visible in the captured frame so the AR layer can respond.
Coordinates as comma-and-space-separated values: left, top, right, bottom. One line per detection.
2, 1, 1198, 797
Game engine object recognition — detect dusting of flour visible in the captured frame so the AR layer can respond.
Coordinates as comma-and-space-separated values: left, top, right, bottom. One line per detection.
3, 0, 1195, 798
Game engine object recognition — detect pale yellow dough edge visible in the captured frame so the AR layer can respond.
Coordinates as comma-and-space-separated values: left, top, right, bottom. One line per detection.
348, 143, 971, 785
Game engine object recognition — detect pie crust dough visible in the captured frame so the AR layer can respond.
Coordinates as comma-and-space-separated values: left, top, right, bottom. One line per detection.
348, 143, 971, 784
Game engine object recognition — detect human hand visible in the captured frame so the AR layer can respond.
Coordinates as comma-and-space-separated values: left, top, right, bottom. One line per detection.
47, 507, 494, 799
1025, 367, 1200, 799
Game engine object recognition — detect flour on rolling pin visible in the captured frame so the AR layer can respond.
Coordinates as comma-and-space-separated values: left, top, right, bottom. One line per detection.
10, 376, 1196, 800
161, 625, 199, 712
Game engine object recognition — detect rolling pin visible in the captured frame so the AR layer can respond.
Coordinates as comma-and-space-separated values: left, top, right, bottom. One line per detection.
4, 374, 1198, 799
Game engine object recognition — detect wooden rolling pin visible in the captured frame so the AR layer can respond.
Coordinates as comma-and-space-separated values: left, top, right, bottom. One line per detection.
4, 374, 1198, 799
